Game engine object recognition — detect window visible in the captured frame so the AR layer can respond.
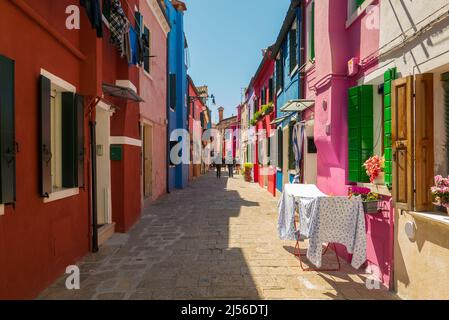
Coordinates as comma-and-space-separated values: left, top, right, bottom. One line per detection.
288, 122, 296, 170
261, 87, 266, 105
0, 55, 16, 204
277, 128, 283, 169
143, 26, 151, 73
307, 137, 317, 154
39, 73, 84, 197
348, 85, 373, 183
169, 140, 178, 166
307, 0, 315, 61
276, 51, 284, 93
169, 73, 177, 110
289, 20, 298, 73
268, 78, 274, 102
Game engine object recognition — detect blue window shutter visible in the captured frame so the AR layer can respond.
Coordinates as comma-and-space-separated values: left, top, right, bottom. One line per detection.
0, 55, 16, 203
39, 75, 52, 197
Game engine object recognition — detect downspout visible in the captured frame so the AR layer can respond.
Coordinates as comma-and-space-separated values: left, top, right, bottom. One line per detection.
89, 118, 99, 252
166, 34, 171, 194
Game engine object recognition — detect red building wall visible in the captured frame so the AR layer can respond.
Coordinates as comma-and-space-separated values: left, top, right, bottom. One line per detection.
0, 0, 92, 299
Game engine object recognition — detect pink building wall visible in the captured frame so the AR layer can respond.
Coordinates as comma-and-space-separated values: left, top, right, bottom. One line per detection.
139, 0, 168, 203
311, 0, 380, 196
309, 0, 393, 289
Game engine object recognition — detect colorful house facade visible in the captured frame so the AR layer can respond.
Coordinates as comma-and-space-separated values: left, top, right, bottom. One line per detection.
0, 0, 184, 299
376, 0, 449, 299
271, 0, 305, 192
166, 0, 189, 191
246, 49, 277, 196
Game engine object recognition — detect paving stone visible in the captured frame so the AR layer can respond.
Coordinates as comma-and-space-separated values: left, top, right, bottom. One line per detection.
38, 172, 398, 300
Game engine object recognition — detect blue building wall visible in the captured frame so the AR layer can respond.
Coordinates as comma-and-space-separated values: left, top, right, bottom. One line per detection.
275, 7, 301, 192
276, 8, 301, 119
166, 0, 189, 191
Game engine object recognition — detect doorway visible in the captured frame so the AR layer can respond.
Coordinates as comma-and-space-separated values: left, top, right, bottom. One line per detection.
95, 103, 113, 244
143, 124, 153, 199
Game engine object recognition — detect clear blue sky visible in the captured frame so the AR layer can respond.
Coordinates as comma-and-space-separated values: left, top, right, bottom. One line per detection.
184, 0, 290, 123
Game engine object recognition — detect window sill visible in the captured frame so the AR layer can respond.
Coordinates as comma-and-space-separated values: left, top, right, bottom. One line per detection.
408, 211, 449, 229
43, 188, 79, 203
346, 0, 376, 29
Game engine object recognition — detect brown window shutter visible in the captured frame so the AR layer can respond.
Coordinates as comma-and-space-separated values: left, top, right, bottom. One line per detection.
391, 76, 414, 211
415, 74, 434, 211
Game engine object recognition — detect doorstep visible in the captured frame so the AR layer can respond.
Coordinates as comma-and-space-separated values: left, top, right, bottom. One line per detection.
98, 223, 116, 246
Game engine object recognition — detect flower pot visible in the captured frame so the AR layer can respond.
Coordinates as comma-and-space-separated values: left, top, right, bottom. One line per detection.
363, 201, 379, 214
373, 172, 385, 185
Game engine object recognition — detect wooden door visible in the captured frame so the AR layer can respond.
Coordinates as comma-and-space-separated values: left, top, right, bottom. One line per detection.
143, 125, 152, 198
391, 77, 414, 210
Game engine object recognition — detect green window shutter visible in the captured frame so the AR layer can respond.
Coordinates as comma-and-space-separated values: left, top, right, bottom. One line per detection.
39, 75, 52, 197
0, 55, 16, 204
356, 0, 365, 8
289, 28, 297, 73
348, 86, 361, 182
61, 92, 77, 188
75, 94, 85, 187
348, 85, 373, 183
383, 68, 397, 186
169, 73, 176, 110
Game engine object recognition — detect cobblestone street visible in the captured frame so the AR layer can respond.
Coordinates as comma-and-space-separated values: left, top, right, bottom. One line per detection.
39, 172, 397, 300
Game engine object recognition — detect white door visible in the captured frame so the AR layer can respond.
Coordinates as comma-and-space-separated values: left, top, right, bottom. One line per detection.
96, 105, 112, 226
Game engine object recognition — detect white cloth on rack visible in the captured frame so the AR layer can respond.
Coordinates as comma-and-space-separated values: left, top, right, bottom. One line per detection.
278, 184, 366, 269
303, 196, 366, 269
277, 184, 327, 241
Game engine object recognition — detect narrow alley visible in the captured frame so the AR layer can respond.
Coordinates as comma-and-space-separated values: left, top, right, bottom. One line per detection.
39, 172, 396, 300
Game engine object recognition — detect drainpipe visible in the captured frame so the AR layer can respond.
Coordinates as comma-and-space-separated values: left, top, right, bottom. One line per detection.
166, 35, 171, 194
89, 119, 99, 252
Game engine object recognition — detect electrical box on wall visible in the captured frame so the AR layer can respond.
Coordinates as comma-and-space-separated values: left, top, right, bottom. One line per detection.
110, 145, 123, 161
348, 57, 359, 76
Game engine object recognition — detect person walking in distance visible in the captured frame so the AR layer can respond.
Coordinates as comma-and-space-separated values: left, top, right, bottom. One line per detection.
215, 160, 222, 179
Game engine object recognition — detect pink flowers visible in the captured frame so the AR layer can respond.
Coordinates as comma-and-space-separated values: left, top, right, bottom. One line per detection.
431, 175, 449, 207
363, 155, 385, 183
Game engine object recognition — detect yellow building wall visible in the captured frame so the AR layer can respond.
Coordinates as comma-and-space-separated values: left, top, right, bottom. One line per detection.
394, 210, 449, 300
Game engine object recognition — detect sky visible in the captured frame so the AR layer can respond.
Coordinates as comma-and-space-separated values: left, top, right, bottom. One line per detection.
184, 0, 291, 123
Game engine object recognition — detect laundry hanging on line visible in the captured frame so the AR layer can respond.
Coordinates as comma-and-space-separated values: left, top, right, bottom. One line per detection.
80, 0, 104, 38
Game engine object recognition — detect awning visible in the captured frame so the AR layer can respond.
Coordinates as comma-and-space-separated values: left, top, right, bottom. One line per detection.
102, 83, 144, 102
270, 115, 289, 125
280, 99, 315, 112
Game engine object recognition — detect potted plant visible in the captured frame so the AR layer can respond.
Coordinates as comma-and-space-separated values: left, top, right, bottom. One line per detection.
244, 163, 253, 182
363, 155, 385, 185
261, 103, 274, 116
349, 186, 380, 213
431, 175, 449, 214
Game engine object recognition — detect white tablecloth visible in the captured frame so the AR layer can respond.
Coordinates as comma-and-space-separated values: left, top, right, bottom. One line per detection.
278, 184, 366, 269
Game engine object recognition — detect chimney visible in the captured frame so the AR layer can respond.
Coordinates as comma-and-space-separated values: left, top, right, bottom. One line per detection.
218, 106, 224, 122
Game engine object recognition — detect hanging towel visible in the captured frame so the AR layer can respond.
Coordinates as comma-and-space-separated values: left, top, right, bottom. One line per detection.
110, 0, 129, 56
129, 26, 139, 65
80, 0, 103, 38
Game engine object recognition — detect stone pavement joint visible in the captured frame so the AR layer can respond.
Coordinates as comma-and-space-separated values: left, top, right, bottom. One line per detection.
38, 172, 398, 300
